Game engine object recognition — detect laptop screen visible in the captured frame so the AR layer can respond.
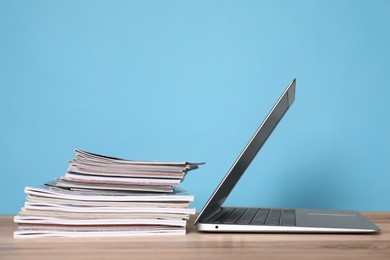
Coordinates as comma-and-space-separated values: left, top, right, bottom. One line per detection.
195, 79, 296, 223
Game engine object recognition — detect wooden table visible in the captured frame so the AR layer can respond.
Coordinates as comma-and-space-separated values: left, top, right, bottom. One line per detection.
1, 212, 390, 260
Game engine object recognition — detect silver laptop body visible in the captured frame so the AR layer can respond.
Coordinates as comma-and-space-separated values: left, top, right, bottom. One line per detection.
195, 79, 380, 233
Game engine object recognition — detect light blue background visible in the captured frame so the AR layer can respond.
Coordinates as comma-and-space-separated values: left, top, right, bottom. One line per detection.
1, 0, 389, 214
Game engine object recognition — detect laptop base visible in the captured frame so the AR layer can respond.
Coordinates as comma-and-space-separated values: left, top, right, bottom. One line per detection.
197, 207, 380, 233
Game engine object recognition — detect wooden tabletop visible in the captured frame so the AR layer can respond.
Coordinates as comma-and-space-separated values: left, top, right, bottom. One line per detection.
1, 212, 390, 260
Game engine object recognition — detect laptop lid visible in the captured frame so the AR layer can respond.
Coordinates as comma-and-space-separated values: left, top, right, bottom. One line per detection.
195, 79, 296, 224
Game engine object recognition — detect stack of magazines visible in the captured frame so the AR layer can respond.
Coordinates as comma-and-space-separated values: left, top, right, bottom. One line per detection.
14, 150, 204, 238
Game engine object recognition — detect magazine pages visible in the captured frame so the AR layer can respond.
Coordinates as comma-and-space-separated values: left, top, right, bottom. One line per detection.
14, 150, 204, 237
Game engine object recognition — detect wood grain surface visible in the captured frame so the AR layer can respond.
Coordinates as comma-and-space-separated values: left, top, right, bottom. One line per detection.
1, 212, 389, 260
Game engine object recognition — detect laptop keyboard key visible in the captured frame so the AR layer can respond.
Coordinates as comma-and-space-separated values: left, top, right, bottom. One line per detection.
266, 209, 282, 225
281, 209, 296, 226
223, 208, 246, 224
237, 208, 258, 224
213, 208, 235, 223
251, 209, 270, 225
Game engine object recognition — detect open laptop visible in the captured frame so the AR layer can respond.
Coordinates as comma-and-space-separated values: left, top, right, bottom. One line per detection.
195, 79, 380, 233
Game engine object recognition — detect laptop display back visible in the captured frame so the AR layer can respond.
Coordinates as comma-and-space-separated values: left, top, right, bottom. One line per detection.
195, 79, 296, 224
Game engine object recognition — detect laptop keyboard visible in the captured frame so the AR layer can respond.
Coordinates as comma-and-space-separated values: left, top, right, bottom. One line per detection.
211, 208, 296, 226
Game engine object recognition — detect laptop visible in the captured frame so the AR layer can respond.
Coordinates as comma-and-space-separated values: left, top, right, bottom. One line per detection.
195, 79, 380, 233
